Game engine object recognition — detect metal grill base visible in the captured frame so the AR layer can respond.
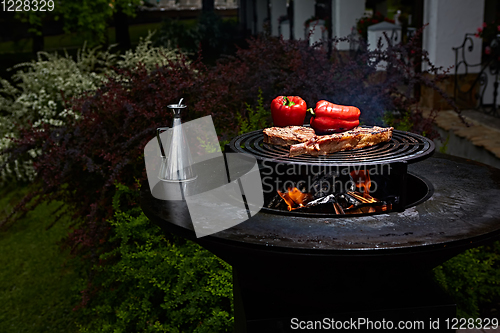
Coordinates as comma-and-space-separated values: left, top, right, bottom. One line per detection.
233, 264, 455, 333
141, 153, 500, 333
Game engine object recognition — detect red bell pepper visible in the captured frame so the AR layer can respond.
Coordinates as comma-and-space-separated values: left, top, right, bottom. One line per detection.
309, 100, 360, 134
271, 96, 307, 127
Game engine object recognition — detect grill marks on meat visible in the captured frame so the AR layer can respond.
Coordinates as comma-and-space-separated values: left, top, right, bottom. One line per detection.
262, 126, 393, 157
289, 126, 393, 157
263, 126, 316, 146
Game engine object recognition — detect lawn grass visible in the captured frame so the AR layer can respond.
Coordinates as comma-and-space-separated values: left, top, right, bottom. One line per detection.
0, 183, 82, 333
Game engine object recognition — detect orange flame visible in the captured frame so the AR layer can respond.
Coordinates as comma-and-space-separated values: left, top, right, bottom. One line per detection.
278, 187, 313, 211
350, 169, 371, 198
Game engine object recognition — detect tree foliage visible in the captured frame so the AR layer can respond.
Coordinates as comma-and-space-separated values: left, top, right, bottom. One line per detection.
15, 0, 142, 46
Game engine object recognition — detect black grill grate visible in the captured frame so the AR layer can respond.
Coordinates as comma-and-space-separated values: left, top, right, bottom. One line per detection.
228, 128, 435, 166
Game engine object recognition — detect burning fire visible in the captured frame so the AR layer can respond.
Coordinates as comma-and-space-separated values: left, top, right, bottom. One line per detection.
275, 169, 392, 215
350, 169, 371, 198
278, 187, 313, 211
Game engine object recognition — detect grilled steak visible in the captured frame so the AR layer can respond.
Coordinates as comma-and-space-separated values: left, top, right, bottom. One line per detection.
263, 126, 316, 146
289, 126, 393, 157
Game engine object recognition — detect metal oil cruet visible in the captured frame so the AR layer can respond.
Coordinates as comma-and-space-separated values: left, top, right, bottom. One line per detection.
157, 98, 197, 182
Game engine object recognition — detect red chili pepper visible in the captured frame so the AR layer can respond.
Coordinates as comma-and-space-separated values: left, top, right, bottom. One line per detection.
270, 96, 307, 127
309, 100, 360, 134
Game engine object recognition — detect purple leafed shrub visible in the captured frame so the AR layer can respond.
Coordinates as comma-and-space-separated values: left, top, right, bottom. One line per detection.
2, 56, 203, 253
1, 28, 459, 306
196, 30, 459, 136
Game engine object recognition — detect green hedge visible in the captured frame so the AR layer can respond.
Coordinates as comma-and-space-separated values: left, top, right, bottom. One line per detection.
77, 183, 233, 333
434, 242, 500, 318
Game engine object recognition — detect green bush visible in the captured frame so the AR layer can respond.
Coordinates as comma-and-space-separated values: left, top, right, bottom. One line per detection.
78, 183, 233, 332
117, 32, 187, 71
0, 49, 105, 181
236, 88, 271, 135
434, 242, 500, 318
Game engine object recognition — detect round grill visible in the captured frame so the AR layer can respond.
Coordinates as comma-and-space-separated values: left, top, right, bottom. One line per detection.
228, 128, 435, 166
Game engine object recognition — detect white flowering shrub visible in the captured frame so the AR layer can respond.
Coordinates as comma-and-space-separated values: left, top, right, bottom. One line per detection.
0, 32, 185, 182
118, 31, 187, 72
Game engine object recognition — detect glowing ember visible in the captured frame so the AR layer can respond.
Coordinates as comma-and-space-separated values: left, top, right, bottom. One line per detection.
347, 191, 378, 204
333, 202, 345, 215
344, 203, 392, 215
277, 187, 313, 211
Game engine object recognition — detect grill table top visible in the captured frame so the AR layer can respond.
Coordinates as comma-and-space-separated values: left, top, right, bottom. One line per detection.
141, 153, 500, 260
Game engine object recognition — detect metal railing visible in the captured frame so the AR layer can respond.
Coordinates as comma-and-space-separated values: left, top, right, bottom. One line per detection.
453, 33, 500, 117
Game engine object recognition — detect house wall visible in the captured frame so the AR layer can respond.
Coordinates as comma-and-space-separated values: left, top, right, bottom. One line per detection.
255, 0, 269, 34
421, 0, 485, 109
270, 0, 287, 36
293, 0, 315, 40
331, 0, 365, 50
423, 0, 484, 73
